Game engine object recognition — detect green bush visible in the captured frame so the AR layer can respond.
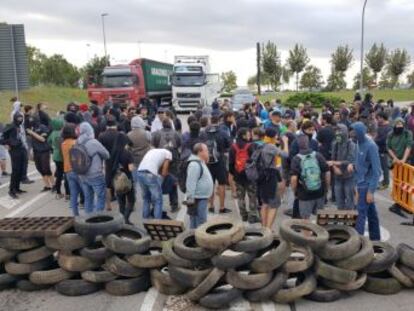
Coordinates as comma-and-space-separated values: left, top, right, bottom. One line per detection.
285, 92, 343, 108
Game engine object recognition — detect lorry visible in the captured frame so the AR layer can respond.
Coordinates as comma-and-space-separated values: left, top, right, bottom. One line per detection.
87, 58, 173, 106
171, 55, 221, 112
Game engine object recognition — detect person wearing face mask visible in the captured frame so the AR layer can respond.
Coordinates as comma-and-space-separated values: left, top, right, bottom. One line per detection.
328, 124, 356, 209
387, 118, 413, 167
0, 113, 27, 198
350, 121, 382, 241
374, 112, 393, 190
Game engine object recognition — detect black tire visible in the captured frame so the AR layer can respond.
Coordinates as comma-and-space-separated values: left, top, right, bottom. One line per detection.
283, 246, 314, 273
17, 246, 55, 264
5, 257, 54, 275
0, 237, 41, 250
105, 274, 150, 296
279, 220, 329, 250
55, 279, 102, 296
80, 240, 113, 262
30, 268, 75, 285
388, 264, 414, 288
250, 237, 291, 273
397, 243, 414, 270
244, 271, 288, 302
363, 272, 402, 295
162, 240, 209, 269
195, 218, 245, 251
74, 211, 125, 239
57, 232, 92, 251
316, 257, 357, 284
173, 230, 215, 260
397, 264, 414, 282
0, 273, 19, 290
316, 225, 361, 261
16, 279, 51, 291
212, 250, 256, 270
102, 224, 151, 255
321, 273, 367, 291
186, 268, 225, 301
230, 227, 273, 253
168, 265, 213, 288
199, 286, 242, 309
272, 272, 317, 304
0, 248, 18, 263
334, 236, 374, 271
150, 266, 187, 295
81, 268, 117, 283
58, 252, 100, 272
104, 255, 144, 277
45, 235, 62, 250
364, 241, 398, 273
127, 241, 167, 269
226, 267, 273, 290
305, 286, 343, 303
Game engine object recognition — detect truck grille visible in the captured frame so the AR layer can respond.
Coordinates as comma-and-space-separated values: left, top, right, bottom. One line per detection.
176, 93, 201, 99
178, 100, 200, 107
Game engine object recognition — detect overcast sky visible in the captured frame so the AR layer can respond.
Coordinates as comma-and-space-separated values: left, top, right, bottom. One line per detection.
1, 0, 413, 87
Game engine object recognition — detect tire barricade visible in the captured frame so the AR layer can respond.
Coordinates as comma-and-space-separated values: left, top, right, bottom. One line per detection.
0, 213, 414, 308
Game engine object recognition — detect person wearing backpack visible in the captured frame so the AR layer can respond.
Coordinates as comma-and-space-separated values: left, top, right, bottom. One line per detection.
48, 118, 67, 199
229, 128, 259, 223
200, 115, 231, 213
290, 135, 330, 220
328, 124, 356, 209
75, 122, 109, 213
152, 118, 182, 213
185, 143, 214, 229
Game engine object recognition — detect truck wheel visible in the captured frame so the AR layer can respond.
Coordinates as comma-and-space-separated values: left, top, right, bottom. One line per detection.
305, 286, 343, 303
162, 240, 209, 269
397, 243, 414, 270
81, 268, 117, 283
0, 237, 41, 250
388, 264, 414, 288
321, 273, 367, 291
363, 272, 402, 295
16, 279, 51, 291
0, 248, 18, 263
58, 252, 100, 272
79, 240, 113, 262
150, 266, 187, 295
126, 241, 166, 269
272, 272, 317, 304
5, 257, 54, 275
212, 250, 256, 270
57, 232, 92, 251
0, 273, 19, 290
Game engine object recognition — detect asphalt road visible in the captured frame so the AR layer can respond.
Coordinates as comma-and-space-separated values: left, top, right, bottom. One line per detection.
0, 115, 413, 311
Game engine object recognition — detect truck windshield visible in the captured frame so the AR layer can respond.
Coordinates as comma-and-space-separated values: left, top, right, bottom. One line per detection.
102, 75, 135, 88
172, 74, 206, 86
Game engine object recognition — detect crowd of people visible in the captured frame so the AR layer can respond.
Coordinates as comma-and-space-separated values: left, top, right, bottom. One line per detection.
1, 93, 413, 240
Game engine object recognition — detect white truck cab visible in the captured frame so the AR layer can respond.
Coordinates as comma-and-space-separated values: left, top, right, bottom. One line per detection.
172, 55, 221, 112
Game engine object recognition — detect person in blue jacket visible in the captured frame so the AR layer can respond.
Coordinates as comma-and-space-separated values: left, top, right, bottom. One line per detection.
350, 121, 382, 240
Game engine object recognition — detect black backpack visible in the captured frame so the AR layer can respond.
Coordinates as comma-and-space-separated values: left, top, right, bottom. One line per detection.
69, 143, 92, 174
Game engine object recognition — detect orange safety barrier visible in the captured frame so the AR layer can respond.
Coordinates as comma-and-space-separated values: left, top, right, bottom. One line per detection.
392, 163, 414, 213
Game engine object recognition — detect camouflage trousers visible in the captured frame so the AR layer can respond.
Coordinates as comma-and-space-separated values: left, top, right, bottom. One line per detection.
236, 182, 260, 223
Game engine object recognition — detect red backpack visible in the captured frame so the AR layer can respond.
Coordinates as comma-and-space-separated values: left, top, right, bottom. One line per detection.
232, 143, 251, 174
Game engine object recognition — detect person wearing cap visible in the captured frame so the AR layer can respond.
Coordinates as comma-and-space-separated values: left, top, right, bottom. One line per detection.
351, 121, 382, 240
264, 109, 282, 137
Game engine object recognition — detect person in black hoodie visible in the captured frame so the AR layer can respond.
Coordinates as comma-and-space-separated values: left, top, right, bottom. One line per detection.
0, 113, 27, 198
229, 128, 259, 223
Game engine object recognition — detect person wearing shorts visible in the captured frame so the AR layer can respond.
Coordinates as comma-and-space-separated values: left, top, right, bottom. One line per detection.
290, 135, 330, 220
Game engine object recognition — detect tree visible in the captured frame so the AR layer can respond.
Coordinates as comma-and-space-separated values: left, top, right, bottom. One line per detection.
220, 71, 237, 93
81, 55, 110, 86
325, 69, 346, 91
287, 44, 310, 91
27, 46, 47, 86
365, 43, 387, 83
386, 48, 411, 88
378, 70, 393, 89
407, 70, 414, 88
330, 45, 353, 89
261, 41, 283, 91
353, 67, 374, 90
300, 65, 323, 91
247, 75, 257, 88
282, 65, 292, 86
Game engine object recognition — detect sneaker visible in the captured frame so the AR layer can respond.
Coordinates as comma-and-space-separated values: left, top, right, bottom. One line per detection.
8, 192, 18, 199
41, 187, 52, 192
219, 208, 231, 214
2, 172, 9, 177
21, 179, 34, 184
16, 189, 27, 194
55, 193, 64, 200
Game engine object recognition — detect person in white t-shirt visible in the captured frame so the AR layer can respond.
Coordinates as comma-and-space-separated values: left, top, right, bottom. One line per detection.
137, 148, 172, 219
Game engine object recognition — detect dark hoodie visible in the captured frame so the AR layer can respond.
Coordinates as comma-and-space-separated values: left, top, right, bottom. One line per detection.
0, 113, 25, 151
351, 122, 381, 193
331, 124, 356, 179
47, 118, 64, 162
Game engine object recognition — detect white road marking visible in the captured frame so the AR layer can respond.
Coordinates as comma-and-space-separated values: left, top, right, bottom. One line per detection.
0, 170, 38, 189
5, 192, 49, 217
176, 204, 187, 222
0, 196, 21, 209
229, 297, 251, 311
140, 287, 159, 311
261, 301, 276, 311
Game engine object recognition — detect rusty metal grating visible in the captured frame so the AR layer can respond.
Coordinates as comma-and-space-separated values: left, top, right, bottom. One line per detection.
0, 217, 74, 238
317, 209, 358, 227
143, 219, 184, 241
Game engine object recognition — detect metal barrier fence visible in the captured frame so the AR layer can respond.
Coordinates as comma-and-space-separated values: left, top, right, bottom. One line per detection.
392, 163, 414, 213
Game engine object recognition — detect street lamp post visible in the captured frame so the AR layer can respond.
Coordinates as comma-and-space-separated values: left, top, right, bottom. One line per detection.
101, 13, 109, 63
360, 0, 368, 95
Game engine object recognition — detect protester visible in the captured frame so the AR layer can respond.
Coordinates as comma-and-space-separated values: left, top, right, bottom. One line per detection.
185, 143, 214, 229
48, 118, 66, 199
375, 111, 393, 190
127, 116, 152, 172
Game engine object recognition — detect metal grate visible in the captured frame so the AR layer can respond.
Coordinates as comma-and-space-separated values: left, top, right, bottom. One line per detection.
317, 209, 358, 227
143, 219, 184, 241
0, 217, 74, 238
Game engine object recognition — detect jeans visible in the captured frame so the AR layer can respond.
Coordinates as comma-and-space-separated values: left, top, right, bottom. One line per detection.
81, 175, 106, 214
379, 153, 390, 186
189, 199, 208, 229
66, 171, 82, 216
355, 187, 381, 241
137, 171, 163, 219
334, 178, 355, 210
